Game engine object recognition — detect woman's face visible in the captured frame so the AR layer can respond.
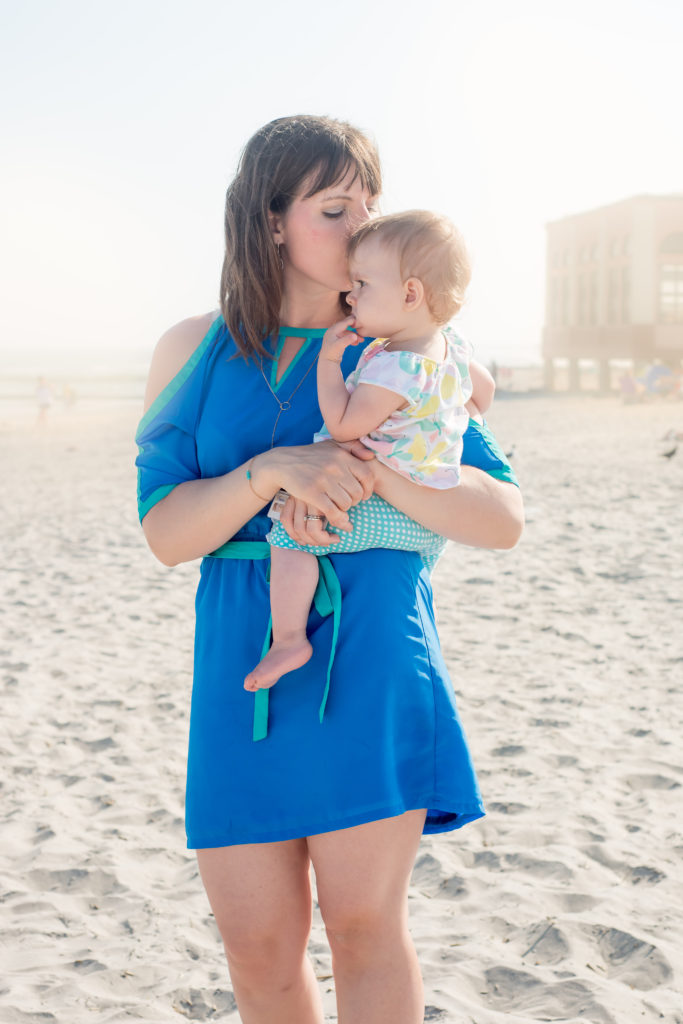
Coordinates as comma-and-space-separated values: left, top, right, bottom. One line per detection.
273, 166, 379, 295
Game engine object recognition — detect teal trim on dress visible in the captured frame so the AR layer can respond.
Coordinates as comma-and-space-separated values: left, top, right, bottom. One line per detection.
136, 315, 223, 522
210, 539, 271, 559
270, 329, 324, 392
205, 540, 341, 741
138, 483, 177, 523
488, 466, 519, 486
136, 314, 223, 438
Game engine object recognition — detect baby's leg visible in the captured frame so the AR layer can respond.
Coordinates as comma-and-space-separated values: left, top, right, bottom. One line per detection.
244, 547, 318, 691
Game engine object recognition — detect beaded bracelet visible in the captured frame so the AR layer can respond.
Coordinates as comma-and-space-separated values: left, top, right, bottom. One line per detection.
246, 458, 270, 503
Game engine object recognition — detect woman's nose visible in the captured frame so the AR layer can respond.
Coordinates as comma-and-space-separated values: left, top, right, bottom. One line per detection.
347, 204, 372, 233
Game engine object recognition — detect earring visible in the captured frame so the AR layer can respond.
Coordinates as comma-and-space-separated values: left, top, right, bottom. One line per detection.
277, 243, 284, 271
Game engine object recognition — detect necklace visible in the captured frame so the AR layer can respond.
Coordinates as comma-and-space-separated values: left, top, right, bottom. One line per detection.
258, 330, 322, 448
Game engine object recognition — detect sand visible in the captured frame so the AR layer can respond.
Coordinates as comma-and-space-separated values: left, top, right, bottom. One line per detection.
1, 394, 682, 1023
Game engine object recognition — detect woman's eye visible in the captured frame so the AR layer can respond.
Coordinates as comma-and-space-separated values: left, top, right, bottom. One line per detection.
354, 279, 366, 288
323, 210, 344, 219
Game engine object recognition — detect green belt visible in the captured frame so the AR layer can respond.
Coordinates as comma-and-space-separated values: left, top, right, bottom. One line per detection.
206, 540, 342, 742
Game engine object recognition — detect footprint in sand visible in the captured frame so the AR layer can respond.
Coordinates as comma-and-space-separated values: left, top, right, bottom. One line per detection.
624, 773, 681, 791
491, 744, 526, 757
582, 845, 668, 885
411, 853, 469, 899
482, 965, 615, 1023
583, 925, 673, 991
28, 867, 124, 897
520, 920, 570, 965
171, 987, 237, 1019
503, 852, 572, 883
487, 801, 529, 815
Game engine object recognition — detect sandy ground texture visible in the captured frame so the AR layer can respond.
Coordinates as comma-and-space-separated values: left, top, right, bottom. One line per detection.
1, 394, 682, 1023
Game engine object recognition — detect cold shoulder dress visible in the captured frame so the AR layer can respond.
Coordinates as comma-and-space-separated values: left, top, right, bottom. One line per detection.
135, 316, 517, 848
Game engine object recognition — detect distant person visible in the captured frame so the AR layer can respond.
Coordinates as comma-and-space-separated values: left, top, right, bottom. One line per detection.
619, 367, 646, 404
245, 210, 496, 691
35, 377, 53, 426
136, 115, 523, 1024
641, 360, 673, 396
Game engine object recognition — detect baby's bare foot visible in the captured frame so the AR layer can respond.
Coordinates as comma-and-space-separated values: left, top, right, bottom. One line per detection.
244, 638, 313, 691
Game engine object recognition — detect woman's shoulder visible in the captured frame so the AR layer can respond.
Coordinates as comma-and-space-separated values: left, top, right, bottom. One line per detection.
143, 311, 220, 413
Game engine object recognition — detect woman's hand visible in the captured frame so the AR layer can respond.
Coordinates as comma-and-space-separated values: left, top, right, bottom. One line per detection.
276, 440, 377, 546
252, 439, 376, 535
279, 497, 341, 546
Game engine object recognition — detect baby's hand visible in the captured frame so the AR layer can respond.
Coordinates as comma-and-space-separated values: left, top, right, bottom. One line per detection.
321, 317, 360, 364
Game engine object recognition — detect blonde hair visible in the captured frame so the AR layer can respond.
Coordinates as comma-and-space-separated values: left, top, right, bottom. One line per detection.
348, 210, 471, 324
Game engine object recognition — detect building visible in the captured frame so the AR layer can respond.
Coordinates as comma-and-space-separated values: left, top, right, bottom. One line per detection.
543, 194, 683, 390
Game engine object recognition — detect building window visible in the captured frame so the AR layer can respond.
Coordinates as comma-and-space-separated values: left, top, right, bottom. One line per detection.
561, 277, 569, 325
660, 263, 683, 323
549, 278, 558, 325
661, 233, 683, 254
621, 266, 630, 323
589, 271, 598, 325
578, 275, 586, 325
607, 267, 619, 324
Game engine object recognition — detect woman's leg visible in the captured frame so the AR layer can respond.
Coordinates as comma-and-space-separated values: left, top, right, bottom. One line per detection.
307, 809, 427, 1024
197, 838, 324, 1024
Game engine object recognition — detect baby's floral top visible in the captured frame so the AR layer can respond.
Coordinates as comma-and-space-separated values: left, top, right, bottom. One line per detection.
318, 325, 473, 489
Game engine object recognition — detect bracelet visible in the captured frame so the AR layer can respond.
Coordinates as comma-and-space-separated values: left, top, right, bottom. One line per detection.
245, 458, 271, 503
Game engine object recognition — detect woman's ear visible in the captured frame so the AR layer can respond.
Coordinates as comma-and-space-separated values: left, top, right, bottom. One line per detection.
268, 211, 285, 244
403, 277, 425, 311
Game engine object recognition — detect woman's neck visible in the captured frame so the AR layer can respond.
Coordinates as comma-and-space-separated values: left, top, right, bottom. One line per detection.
279, 282, 344, 330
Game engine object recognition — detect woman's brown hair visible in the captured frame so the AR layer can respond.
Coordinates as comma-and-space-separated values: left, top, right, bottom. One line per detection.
220, 115, 382, 361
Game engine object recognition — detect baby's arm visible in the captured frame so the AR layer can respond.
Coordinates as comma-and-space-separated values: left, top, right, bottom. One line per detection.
318, 318, 407, 442
468, 359, 496, 417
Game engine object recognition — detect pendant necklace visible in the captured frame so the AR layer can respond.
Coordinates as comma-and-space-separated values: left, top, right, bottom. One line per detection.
258, 330, 322, 449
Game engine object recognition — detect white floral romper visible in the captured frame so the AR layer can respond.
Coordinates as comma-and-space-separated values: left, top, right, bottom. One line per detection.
268, 325, 473, 571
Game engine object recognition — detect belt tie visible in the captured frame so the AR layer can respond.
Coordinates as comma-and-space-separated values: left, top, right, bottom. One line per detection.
206, 540, 342, 741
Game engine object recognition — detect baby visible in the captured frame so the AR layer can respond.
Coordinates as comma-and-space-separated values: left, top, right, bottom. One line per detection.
244, 210, 494, 692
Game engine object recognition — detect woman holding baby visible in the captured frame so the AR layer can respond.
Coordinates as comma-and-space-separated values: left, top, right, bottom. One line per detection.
136, 115, 522, 1024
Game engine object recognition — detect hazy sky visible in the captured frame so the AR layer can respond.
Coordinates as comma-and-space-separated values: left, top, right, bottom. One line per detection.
2, 0, 681, 371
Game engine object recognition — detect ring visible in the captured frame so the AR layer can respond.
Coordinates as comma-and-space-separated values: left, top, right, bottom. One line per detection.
304, 514, 325, 521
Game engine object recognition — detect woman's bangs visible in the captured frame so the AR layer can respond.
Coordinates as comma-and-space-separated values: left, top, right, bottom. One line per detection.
302, 141, 381, 200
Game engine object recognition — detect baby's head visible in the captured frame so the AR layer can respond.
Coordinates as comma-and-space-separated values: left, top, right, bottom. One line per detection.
347, 211, 471, 334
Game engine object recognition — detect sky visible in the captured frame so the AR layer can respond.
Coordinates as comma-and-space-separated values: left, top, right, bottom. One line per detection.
1, 0, 681, 372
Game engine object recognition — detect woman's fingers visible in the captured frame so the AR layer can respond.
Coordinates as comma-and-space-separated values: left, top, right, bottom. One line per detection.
338, 438, 376, 461
291, 499, 309, 544
271, 441, 375, 516
304, 505, 339, 546
280, 497, 341, 546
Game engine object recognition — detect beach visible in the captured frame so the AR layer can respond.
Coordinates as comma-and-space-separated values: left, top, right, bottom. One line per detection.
1, 393, 682, 1023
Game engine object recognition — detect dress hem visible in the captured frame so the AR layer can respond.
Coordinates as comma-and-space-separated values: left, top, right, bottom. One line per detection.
187, 797, 485, 849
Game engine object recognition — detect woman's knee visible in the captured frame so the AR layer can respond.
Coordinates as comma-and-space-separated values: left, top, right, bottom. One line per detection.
318, 896, 403, 957
216, 903, 311, 974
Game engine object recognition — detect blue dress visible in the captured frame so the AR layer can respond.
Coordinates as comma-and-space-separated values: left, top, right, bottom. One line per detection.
135, 316, 517, 849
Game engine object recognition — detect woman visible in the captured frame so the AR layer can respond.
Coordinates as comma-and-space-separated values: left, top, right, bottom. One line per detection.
136, 115, 523, 1024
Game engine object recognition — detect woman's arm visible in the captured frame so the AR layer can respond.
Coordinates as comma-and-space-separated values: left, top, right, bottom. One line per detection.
372, 460, 523, 550
469, 359, 496, 415
140, 317, 375, 567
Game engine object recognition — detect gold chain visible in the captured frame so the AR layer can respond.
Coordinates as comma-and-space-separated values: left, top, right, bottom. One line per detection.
258, 347, 318, 449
